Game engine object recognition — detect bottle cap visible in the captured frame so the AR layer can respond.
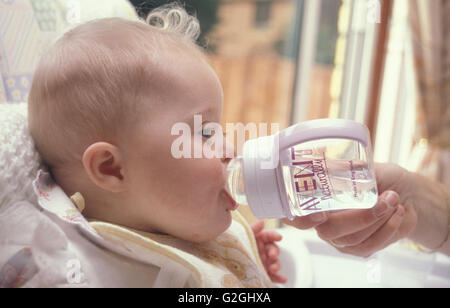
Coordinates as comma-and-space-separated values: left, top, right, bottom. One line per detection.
242, 134, 293, 219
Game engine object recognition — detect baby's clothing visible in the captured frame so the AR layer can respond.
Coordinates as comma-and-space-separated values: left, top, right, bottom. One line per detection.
89, 213, 272, 287
7, 170, 272, 287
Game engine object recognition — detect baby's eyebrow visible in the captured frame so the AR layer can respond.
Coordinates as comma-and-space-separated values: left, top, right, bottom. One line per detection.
180, 108, 216, 125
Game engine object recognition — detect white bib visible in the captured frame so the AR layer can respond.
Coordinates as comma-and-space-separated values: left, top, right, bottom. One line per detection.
32, 170, 272, 288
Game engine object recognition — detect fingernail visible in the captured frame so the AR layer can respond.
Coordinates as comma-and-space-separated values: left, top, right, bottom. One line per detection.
310, 212, 326, 223
396, 206, 405, 217
373, 192, 399, 217
385, 191, 399, 207
373, 200, 388, 217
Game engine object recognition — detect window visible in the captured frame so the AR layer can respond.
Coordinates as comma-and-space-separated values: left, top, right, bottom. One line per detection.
373, 0, 417, 169
130, 0, 390, 225
205, 0, 300, 225
206, 0, 299, 131
291, 0, 341, 123
254, 0, 272, 28
291, 0, 381, 125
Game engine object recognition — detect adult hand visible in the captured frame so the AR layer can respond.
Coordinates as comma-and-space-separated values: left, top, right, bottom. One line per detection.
283, 163, 418, 258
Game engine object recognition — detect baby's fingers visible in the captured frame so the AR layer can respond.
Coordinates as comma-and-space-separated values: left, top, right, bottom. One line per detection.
258, 230, 283, 243
251, 220, 265, 235
265, 243, 280, 261
256, 240, 267, 263
268, 262, 288, 283
269, 272, 288, 284
268, 261, 280, 273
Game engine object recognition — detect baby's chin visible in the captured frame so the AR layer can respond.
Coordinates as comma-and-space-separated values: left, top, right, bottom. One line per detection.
185, 213, 233, 243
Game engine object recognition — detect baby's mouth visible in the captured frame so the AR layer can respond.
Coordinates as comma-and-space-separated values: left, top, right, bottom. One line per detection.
222, 189, 238, 211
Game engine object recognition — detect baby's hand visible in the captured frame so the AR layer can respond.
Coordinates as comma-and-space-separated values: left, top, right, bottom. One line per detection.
251, 220, 288, 284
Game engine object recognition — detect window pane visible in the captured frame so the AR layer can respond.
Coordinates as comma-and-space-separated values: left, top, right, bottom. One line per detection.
131, 0, 300, 225
206, 0, 299, 131
207, 0, 299, 226
254, 0, 272, 28
306, 0, 340, 120
131, 0, 299, 133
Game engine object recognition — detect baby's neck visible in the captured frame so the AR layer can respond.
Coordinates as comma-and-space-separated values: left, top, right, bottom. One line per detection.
51, 165, 118, 221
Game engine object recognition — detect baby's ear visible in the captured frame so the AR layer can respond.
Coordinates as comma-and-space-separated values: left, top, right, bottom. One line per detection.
82, 142, 126, 193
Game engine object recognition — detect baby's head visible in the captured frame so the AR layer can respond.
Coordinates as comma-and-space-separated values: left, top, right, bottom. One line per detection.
28, 5, 235, 242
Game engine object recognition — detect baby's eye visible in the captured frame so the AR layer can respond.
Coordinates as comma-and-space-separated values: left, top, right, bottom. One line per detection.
200, 122, 226, 140
201, 128, 214, 139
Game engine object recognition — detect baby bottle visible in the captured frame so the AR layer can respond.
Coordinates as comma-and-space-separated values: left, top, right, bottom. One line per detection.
226, 119, 378, 220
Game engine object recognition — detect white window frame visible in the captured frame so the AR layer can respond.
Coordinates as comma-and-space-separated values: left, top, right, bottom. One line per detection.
373, 0, 417, 168
291, 0, 321, 124
291, 0, 380, 125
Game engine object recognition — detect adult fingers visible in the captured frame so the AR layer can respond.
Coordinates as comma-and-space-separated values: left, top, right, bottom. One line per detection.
315, 191, 399, 241
282, 212, 328, 230
335, 205, 405, 258
323, 205, 395, 247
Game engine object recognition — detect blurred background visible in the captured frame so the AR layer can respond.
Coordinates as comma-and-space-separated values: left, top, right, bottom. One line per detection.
130, 0, 450, 223
129, 0, 449, 181
0, 0, 449, 224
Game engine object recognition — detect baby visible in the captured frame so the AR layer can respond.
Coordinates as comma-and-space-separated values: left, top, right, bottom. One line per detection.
28, 4, 286, 287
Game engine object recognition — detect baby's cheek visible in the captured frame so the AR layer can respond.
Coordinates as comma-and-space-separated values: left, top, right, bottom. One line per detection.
199, 158, 226, 184
182, 158, 225, 194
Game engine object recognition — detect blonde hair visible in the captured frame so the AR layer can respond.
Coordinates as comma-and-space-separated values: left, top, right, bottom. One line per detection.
146, 2, 200, 42
28, 4, 202, 169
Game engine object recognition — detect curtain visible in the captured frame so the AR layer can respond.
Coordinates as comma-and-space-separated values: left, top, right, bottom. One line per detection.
409, 0, 450, 184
